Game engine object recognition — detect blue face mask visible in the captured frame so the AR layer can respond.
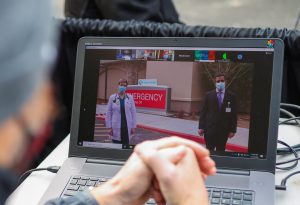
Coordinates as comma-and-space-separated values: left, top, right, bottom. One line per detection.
216, 82, 225, 91
118, 86, 126, 93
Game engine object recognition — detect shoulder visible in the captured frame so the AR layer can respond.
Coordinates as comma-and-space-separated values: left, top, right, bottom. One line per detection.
126, 93, 134, 99
206, 90, 216, 96
226, 90, 236, 96
109, 94, 117, 100
226, 90, 237, 98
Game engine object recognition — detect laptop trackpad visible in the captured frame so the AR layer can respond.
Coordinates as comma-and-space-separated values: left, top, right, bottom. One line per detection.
206, 173, 250, 188
79, 163, 122, 177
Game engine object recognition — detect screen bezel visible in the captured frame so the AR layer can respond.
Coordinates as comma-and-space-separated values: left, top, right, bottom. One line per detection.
69, 37, 284, 174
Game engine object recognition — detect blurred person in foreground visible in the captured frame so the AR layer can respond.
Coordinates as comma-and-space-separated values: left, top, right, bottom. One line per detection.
0, 0, 216, 205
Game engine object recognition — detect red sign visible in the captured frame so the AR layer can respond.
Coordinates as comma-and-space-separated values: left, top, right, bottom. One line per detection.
126, 89, 166, 109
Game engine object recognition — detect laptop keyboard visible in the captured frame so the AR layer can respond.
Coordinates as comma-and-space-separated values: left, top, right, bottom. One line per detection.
61, 175, 156, 204
61, 175, 254, 205
207, 187, 254, 205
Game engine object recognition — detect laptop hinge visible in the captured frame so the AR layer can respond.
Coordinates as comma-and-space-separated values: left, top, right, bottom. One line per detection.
86, 158, 125, 166
217, 168, 250, 176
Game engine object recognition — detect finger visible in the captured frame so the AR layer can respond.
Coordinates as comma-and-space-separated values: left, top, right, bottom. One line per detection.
150, 186, 165, 204
136, 147, 179, 186
177, 148, 207, 188
198, 156, 217, 176
135, 137, 213, 175
156, 145, 187, 164
150, 179, 165, 204
153, 177, 160, 190
136, 136, 209, 159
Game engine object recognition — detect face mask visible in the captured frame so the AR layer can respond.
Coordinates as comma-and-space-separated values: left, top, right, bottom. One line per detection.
118, 86, 126, 93
216, 82, 225, 91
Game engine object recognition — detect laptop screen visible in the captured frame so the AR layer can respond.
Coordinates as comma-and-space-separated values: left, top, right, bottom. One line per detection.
77, 45, 275, 160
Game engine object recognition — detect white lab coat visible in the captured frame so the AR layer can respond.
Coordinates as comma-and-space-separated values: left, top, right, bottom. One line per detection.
105, 93, 137, 142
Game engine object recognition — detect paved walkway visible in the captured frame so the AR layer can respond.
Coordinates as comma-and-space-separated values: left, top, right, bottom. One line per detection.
96, 104, 249, 152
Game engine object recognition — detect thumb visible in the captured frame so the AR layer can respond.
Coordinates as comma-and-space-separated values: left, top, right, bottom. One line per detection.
158, 145, 187, 164
135, 146, 187, 182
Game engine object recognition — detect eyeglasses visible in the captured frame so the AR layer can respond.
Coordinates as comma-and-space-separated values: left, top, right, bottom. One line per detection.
216, 80, 225, 83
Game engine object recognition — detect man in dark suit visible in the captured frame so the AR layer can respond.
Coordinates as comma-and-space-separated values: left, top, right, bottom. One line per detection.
198, 73, 237, 151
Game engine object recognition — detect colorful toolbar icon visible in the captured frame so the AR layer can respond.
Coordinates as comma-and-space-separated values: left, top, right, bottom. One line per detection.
267, 39, 275, 48
195, 50, 215, 62
222, 53, 227, 60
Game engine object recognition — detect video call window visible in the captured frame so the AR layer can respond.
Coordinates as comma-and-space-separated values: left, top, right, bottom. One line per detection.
93, 57, 254, 154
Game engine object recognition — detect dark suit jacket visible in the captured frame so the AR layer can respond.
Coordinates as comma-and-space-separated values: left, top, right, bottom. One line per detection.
199, 90, 237, 137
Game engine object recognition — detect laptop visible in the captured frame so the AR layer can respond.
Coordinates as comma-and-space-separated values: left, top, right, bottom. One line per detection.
39, 37, 284, 205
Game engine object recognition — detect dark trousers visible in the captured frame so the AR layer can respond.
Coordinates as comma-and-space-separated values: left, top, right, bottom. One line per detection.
112, 139, 121, 144
121, 127, 129, 145
204, 131, 228, 152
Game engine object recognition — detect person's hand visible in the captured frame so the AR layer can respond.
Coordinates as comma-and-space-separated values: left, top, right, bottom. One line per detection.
228, 132, 235, 139
131, 128, 136, 135
136, 136, 216, 177
91, 146, 187, 205
137, 146, 209, 205
91, 137, 216, 205
198, 129, 204, 136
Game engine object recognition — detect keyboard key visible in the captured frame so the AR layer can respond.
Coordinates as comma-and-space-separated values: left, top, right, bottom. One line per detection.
86, 181, 96, 187
67, 185, 79, 191
243, 191, 252, 195
211, 198, 220, 204
242, 201, 252, 205
205, 187, 253, 205
233, 194, 242, 200
99, 178, 107, 182
64, 190, 76, 196
77, 180, 87, 186
234, 190, 242, 194
70, 179, 78, 185
90, 177, 100, 181
232, 199, 241, 205
221, 198, 231, 204
212, 192, 221, 198
243, 194, 253, 201
78, 186, 85, 191
72, 176, 81, 179
222, 193, 231, 199
81, 176, 90, 180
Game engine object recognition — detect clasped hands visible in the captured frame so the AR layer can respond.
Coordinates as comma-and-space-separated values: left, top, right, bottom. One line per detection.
91, 137, 216, 205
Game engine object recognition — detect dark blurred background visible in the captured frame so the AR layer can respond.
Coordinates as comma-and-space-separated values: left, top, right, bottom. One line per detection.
53, 0, 300, 29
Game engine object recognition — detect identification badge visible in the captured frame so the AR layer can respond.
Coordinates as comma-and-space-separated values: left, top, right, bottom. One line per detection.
226, 101, 231, 112
226, 107, 231, 113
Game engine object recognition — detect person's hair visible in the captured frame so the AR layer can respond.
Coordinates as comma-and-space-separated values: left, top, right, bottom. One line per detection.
214, 72, 226, 79
118, 79, 128, 85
